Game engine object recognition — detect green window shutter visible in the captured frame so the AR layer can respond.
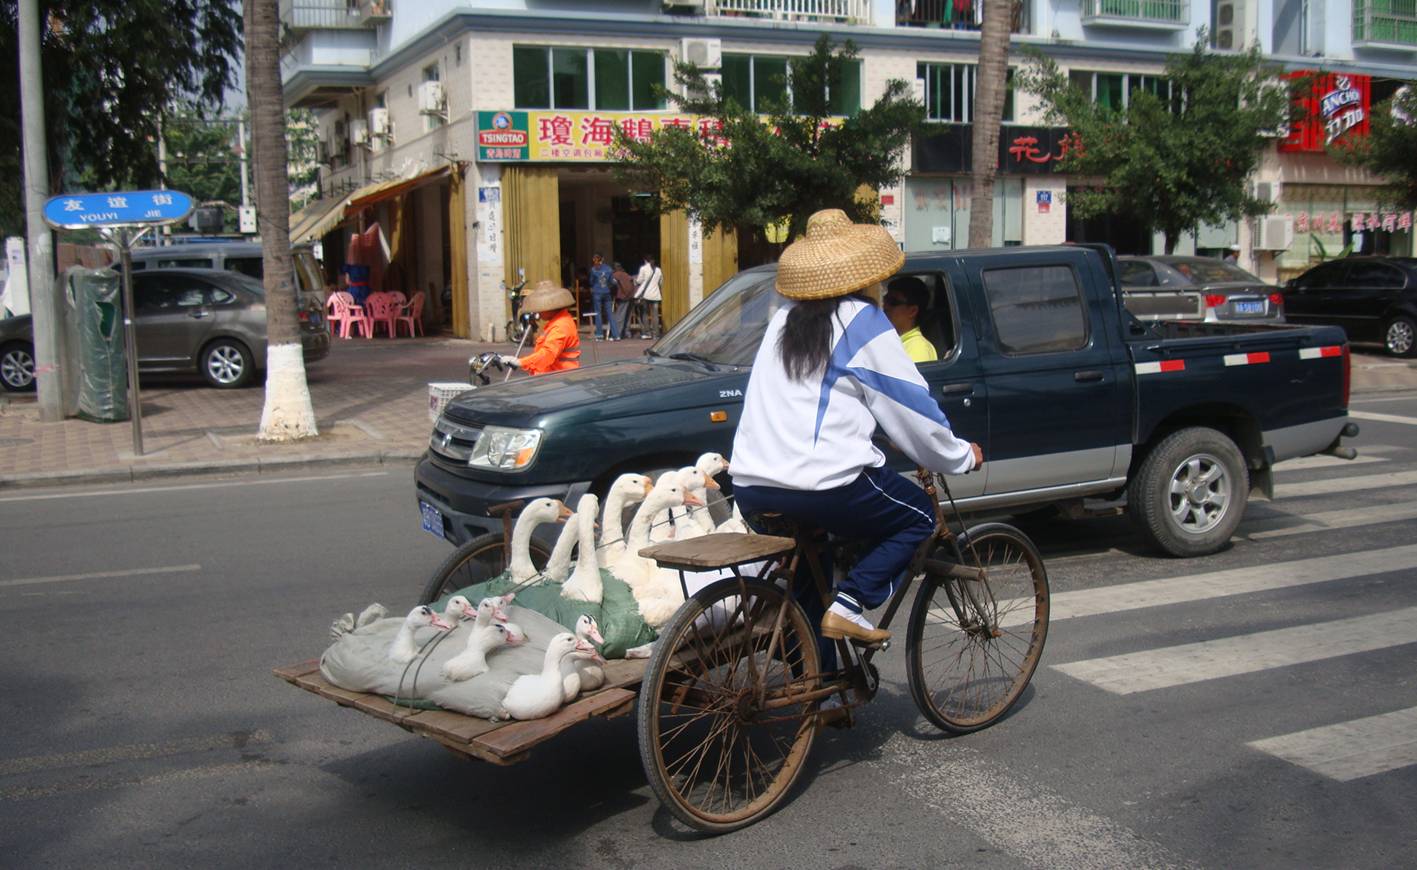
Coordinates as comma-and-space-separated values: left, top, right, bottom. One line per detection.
722, 54, 752, 111
595, 49, 630, 111
830, 59, 862, 116
631, 51, 666, 110
552, 47, 589, 110
513, 46, 550, 109
754, 57, 789, 112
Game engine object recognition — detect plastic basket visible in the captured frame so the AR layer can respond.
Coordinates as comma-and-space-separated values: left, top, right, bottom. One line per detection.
428, 382, 473, 423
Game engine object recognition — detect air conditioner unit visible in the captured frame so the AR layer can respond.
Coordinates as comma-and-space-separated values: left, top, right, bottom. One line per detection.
418, 81, 446, 116
350, 118, 370, 146
681, 37, 722, 70
1254, 215, 1294, 250
1214, 0, 1240, 49
1252, 180, 1280, 204
368, 107, 390, 138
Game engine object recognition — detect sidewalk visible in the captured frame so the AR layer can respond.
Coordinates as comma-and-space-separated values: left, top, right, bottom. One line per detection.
1, 339, 1413, 489
0, 331, 649, 488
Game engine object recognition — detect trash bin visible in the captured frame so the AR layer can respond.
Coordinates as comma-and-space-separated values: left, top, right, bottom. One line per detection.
427, 381, 473, 424
67, 267, 129, 423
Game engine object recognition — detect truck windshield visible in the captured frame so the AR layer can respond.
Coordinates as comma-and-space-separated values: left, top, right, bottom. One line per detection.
650, 269, 783, 367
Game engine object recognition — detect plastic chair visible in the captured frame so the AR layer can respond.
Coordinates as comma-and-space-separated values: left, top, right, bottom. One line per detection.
365, 293, 399, 338
387, 290, 407, 306
332, 291, 372, 339
325, 294, 346, 338
396, 292, 425, 337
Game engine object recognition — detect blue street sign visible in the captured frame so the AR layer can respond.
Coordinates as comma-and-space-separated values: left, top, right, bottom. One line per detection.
42, 190, 195, 230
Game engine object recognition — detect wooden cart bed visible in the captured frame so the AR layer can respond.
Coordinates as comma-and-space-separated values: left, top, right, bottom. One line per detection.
273, 657, 648, 766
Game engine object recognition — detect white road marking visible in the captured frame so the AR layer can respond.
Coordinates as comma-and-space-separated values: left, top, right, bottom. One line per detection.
0, 760, 276, 801
1349, 410, 1417, 427
1351, 394, 1417, 404
0, 730, 273, 777
1053, 606, 1417, 694
0, 564, 201, 590
1243, 500, 1417, 539
1274, 469, 1417, 499
1026, 544, 1417, 623
1270, 453, 1385, 471
872, 733, 1194, 869
1247, 706, 1417, 782
0, 470, 389, 503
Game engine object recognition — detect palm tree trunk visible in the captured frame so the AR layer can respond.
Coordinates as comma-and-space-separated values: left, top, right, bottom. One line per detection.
968, 0, 1013, 248
245, 0, 317, 441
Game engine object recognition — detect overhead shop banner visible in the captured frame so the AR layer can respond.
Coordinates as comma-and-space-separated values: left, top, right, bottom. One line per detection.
913, 125, 1078, 174
1279, 72, 1371, 153
477, 110, 724, 163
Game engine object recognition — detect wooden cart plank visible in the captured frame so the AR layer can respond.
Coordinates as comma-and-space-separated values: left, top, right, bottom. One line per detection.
601, 657, 648, 690
472, 688, 637, 759
639, 533, 795, 571
406, 709, 506, 744
273, 660, 321, 682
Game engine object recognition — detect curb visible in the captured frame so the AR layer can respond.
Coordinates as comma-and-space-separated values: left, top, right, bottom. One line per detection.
0, 448, 425, 491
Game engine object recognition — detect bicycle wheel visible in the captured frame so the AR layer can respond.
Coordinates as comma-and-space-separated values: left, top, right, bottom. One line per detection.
905, 522, 1049, 734
638, 576, 821, 834
419, 532, 551, 605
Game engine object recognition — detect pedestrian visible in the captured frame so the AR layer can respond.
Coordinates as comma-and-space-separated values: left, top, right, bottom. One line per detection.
634, 254, 663, 340
588, 253, 619, 341
1224, 244, 1240, 264
883, 275, 937, 363
729, 209, 982, 656
611, 260, 636, 337
499, 280, 581, 375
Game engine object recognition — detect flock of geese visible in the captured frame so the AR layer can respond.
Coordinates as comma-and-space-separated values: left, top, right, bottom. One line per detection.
327, 452, 749, 721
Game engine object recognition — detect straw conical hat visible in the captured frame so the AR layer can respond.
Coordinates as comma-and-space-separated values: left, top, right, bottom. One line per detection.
521, 279, 575, 313
775, 209, 904, 301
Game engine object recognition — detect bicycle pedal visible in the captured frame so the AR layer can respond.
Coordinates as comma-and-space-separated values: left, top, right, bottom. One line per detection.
851, 638, 889, 651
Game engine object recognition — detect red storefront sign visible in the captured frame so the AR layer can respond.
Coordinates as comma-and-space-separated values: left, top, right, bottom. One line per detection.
1279, 72, 1370, 153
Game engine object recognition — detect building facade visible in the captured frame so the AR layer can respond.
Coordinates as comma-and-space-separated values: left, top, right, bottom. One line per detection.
279, 0, 1417, 339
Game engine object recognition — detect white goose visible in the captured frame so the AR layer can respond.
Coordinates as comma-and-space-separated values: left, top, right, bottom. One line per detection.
498, 632, 598, 721
694, 452, 733, 533
612, 478, 703, 628
509, 498, 572, 584
442, 620, 527, 682
560, 614, 608, 702
328, 601, 389, 640
598, 473, 654, 564
474, 593, 514, 627
542, 501, 586, 583
675, 466, 722, 539
441, 595, 477, 626
388, 605, 453, 665
560, 494, 604, 604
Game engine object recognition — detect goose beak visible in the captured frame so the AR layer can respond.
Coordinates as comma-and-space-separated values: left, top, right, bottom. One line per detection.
589, 627, 606, 645
683, 491, 704, 508
506, 628, 526, 645
493, 606, 510, 623
500, 592, 516, 605
557, 504, 574, 522
430, 614, 454, 631
575, 638, 596, 654
460, 603, 477, 619
642, 480, 654, 495
704, 477, 721, 490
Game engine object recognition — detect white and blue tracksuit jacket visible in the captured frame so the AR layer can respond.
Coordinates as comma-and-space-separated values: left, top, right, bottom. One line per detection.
731, 297, 975, 492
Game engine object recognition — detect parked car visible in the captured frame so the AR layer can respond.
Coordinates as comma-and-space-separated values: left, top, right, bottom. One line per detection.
127, 241, 328, 304
1117, 255, 1285, 324
1282, 256, 1417, 357
0, 268, 329, 392
416, 245, 1355, 559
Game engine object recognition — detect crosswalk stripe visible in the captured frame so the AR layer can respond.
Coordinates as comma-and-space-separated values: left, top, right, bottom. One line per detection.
1350, 410, 1417, 427
1243, 500, 1417, 539
1035, 543, 1417, 623
1272, 453, 1388, 472
1274, 469, 1417, 499
1053, 606, 1417, 694
1247, 706, 1417, 782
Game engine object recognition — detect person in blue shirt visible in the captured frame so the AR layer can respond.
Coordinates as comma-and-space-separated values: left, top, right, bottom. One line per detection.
588, 253, 619, 341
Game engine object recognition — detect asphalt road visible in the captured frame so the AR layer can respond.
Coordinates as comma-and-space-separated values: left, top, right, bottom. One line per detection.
2, 393, 1416, 868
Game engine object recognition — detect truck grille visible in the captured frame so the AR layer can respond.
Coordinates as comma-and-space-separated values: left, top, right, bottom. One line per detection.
429, 418, 482, 464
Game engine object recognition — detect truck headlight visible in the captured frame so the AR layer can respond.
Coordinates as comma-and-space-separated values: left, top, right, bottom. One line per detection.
468, 425, 543, 471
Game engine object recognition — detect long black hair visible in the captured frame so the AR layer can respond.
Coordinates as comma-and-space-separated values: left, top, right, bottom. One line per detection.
777, 291, 875, 381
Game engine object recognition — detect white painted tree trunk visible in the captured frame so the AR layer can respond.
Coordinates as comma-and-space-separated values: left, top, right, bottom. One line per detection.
258, 343, 318, 441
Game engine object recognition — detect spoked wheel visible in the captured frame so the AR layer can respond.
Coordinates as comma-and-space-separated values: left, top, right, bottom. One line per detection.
418, 532, 551, 605
905, 522, 1049, 734
638, 576, 821, 834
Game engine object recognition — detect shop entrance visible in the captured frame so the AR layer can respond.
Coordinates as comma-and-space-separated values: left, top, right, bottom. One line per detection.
1065, 186, 1153, 254
557, 169, 660, 296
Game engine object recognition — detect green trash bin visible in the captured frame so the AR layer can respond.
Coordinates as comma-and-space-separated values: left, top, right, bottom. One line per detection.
67, 267, 129, 423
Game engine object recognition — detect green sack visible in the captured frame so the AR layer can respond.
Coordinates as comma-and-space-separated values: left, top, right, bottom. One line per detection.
436, 569, 658, 659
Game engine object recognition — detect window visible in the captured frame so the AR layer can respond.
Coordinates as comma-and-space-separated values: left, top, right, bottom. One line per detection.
513, 45, 666, 111
917, 63, 1016, 123
1070, 70, 1172, 111
1293, 261, 1346, 290
227, 257, 263, 281
724, 54, 861, 115
1118, 260, 1160, 286
1346, 261, 1406, 289
982, 265, 1089, 354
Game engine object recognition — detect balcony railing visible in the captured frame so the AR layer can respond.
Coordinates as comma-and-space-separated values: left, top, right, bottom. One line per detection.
279, 0, 369, 32
1353, 0, 1417, 48
358, 0, 391, 24
896, 0, 1031, 33
1080, 0, 1190, 28
706, 0, 872, 24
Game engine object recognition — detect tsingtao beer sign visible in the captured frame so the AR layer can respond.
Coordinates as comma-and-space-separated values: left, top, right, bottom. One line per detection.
1280, 72, 1371, 153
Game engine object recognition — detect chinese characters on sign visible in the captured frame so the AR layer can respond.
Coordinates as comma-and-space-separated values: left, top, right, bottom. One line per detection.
1280, 72, 1371, 153
1290, 211, 1412, 234
42, 189, 195, 229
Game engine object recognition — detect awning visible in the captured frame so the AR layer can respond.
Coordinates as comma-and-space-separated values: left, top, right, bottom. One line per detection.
346, 165, 450, 212
290, 192, 355, 245
291, 165, 451, 245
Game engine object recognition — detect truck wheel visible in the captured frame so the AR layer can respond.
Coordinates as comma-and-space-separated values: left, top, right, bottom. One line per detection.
1384, 315, 1416, 357
1128, 427, 1248, 557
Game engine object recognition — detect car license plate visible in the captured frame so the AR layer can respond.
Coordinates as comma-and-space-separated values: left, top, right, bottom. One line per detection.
1234, 300, 1264, 314
420, 501, 445, 539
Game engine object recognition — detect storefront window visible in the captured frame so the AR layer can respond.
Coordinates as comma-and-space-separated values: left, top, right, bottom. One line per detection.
917, 63, 1015, 123
1278, 185, 1413, 279
904, 177, 1023, 252
515, 46, 667, 111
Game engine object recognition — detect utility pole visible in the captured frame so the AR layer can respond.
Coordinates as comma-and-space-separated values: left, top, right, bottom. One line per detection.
239, 117, 252, 211
18, 0, 63, 421
158, 116, 170, 245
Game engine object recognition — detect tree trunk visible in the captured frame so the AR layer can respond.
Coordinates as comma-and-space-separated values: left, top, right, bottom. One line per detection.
245, 0, 317, 441
968, 0, 1013, 249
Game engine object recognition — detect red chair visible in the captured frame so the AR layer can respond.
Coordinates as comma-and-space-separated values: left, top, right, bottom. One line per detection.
365, 293, 399, 338
331, 291, 371, 339
388, 290, 407, 306
396, 291, 425, 337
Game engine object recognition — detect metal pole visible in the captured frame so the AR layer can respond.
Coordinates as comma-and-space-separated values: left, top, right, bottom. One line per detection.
238, 117, 251, 211
18, 0, 62, 422
157, 117, 170, 246
117, 233, 144, 456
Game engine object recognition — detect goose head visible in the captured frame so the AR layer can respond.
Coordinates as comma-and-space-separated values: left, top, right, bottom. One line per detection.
696, 452, 729, 479
519, 497, 573, 530
574, 614, 607, 664
648, 477, 703, 511
492, 621, 527, 647
677, 466, 720, 493
442, 595, 476, 623
406, 605, 453, 632
477, 594, 513, 624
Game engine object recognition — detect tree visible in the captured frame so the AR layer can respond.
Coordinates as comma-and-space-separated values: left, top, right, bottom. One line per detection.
244, 0, 316, 442
968, 0, 1014, 248
1018, 35, 1291, 253
1336, 86, 1417, 210
614, 35, 922, 253
0, 0, 242, 239
164, 108, 244, 231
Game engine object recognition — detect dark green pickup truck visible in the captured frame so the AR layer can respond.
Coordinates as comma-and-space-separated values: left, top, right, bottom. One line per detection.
416, 245, 1356, 558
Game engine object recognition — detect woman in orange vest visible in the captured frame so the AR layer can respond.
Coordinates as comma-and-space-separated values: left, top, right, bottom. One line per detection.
500, 280, 581, 375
